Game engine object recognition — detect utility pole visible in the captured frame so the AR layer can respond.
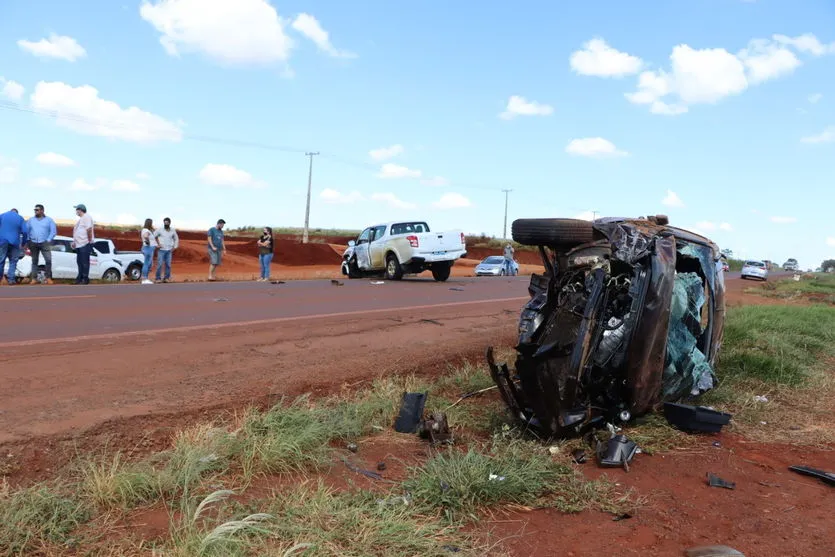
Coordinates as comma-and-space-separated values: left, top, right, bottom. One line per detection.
592, 210, 598, 221
502, 189, 512, 240
302, 151, 319, 244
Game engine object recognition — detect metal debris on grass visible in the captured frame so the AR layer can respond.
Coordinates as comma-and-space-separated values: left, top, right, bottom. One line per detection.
707, 473, 736, 490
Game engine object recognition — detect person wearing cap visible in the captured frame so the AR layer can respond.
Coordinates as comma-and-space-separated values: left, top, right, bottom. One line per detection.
207, 219, 227, 281
25, 204, 57, 284
0, 208, 29, 285
72, 204, 95, 285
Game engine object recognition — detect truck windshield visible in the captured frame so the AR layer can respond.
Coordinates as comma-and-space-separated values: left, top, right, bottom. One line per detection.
391, 222, 431, 235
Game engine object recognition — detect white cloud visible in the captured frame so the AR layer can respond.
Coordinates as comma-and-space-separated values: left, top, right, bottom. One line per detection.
662, 189, 685, 208
695, 221, 718, 232
0, 158, 19, 184
36, 152, 77, 167
808, 93, 823, 104
573, 211, 596, 221
719, 222, 734, 232
320, 188, 362, 204
770, 216, 797, 224
827, 237, 835, 247
30, 81, 183, 143
136, 172, 150, 180
199, 163, 266, 188
140, 0, 294, 65
569, 38, 644, 77
625, 33, 834, 115
31, 177, 56, 189
112, 179, 141, 192
499, 95, 553, 120
17, 34, 86, 62
371, 192, 416, 210
801, 127, 835, 144
70, 178, 99, 191
116, 214, 139, 226
433, 192, 472, 210
291, 13, 355, 58
369, 144, 404, 161
421, 176, 450, 187
0, 77, 25, 102
377, 163, 421, 179
565, 137, 628, 157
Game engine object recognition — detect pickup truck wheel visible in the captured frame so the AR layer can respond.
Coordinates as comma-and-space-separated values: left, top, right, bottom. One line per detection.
102, 268, 121, 282
512, 218, 596, 249
347, 257, 362, 279
431, 264, 452, 282
126, 263, 142, 281
385, 254, 403, 281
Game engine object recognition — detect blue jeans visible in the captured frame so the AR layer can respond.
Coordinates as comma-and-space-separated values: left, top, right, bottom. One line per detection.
259, 253, 273, 279
76, 243, 92, 283
155, 249, 172, 280
0, 243, 21, 284
141, 245, 156, 279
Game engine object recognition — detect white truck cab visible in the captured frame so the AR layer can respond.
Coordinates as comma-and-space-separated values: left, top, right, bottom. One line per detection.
342, 221, 467, 281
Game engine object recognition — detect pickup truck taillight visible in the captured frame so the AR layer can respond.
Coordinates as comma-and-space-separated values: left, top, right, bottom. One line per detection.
407, 235, 419, 248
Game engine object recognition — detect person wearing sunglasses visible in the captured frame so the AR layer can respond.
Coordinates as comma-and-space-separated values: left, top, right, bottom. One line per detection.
25, 204, 57, 284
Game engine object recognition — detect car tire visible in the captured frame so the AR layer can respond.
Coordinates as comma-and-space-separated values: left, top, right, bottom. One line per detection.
511, 218, 596, 248
385, 253, 403, 281
36, 266, 47, 284
346, 257, 362, 279
126, 263, 142, 281
431, 263, 452, 282
102, 268, 121, 282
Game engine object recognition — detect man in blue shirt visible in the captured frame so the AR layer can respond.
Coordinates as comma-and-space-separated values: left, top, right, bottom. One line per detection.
0, 208, 29, 285
26, 204, 57, 284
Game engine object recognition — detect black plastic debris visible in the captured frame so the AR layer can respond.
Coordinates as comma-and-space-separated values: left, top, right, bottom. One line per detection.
442, 545, 461, 553
685, 546, 745, 557
789, 465, 835, 487
342, 458, 382, 481
346, 443, 358, 453
597, 435, 638, 471
377, 461, 387, 472
663, 402, 731, 433
571, 449, 587, 464
707, 473, 736, 490
612, 513, 632, 522
270, 280, 286, 285
394, 392, 428, 433
331, 279, 344, 286
419, 411, 452, 445
449, 287, 465, 291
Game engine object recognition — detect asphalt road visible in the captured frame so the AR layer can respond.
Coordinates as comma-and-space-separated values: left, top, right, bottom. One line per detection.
0, 276, 531, 345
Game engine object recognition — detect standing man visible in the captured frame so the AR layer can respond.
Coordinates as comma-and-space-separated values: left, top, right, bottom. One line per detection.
26, 204, 57, 284
0, 208, 29, 285
154, 217, 179, 283
207, 219, 226, 281
503, 243, 515, 276
72, 203, 94, 285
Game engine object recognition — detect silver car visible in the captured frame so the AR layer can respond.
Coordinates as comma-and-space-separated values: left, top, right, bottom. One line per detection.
741, 260, 769, 281
475, 255, 518, 276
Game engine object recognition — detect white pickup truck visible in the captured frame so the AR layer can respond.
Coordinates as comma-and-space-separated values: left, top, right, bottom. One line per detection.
4, 235, 144, 283
341, 221, 467, 281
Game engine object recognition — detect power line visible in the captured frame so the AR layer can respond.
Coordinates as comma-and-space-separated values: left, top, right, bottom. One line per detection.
302, 152, 319, 244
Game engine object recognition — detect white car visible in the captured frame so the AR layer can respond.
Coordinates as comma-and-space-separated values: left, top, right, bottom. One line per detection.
741, 260, 769, 281
341, 221, 467, 281
3, 236, 139, 283
475, 255, 518, 276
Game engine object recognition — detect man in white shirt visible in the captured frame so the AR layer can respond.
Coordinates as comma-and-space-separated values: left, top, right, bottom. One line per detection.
71, 203, 94, 285
153, 217, 179, 283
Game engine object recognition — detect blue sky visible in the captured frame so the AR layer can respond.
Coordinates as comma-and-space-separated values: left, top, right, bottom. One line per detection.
1, 0, 834, 269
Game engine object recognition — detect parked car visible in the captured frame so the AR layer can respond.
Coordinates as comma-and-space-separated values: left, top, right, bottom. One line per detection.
782, 258, 799, 271
3, 235, 142, 283
341, 221, 467, 281
741, 260, 769, 281
475, 255, 518, 276
487, 215, 726, 438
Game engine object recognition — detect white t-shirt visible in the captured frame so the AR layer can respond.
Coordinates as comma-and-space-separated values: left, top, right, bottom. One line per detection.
73, 214, 94, 247
141, 227, 157, 247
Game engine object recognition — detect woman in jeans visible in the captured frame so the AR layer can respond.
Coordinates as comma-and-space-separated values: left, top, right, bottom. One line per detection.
140, 218, 158, 285
256, 226, 274, 281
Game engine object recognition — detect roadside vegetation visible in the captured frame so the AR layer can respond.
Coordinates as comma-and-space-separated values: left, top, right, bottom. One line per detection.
749, 272, 835, 305
2, 280, 834, 554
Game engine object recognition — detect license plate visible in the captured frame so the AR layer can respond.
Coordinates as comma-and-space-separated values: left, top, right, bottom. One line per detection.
432, 251, 445, 256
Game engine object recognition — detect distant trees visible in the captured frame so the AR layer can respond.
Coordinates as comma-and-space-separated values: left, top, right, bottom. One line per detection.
720, 249, 734, 258
822, 259, 835, 273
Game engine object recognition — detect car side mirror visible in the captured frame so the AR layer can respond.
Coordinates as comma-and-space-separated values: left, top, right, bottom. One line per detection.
348, 240, 356, 247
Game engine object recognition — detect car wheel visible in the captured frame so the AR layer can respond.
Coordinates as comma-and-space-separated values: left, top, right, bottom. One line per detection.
102, 268, 121, 282
126, 263, 141, 281
385, 254, 403, 281
36, 266, 47, 284
431, 263, 452, 282
347, 257, 362, 279
511, 218, 596, 249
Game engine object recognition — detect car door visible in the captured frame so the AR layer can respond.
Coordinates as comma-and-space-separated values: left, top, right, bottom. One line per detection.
355, 228, 373, 269
49, 239, 75, 278
368, 225, 388, 269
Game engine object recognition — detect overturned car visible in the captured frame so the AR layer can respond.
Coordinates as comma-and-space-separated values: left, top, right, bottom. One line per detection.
488, 216, 726, 438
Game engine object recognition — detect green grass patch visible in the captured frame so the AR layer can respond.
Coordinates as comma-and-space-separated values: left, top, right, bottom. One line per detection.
0, 483, 91, 555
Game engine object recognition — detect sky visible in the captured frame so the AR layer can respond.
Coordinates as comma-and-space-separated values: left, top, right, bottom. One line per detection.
1, 0, 834, 269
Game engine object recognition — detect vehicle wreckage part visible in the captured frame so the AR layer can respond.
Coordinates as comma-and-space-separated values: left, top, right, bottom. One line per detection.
663, 402, 731, 433
596, 434, 638, 468
788, 465, 835, 487
418, 412, 452, 445
707, 473, 736, 490
511, 218, 596, 249
685, 546, 745, 557
394, 392, 428, 433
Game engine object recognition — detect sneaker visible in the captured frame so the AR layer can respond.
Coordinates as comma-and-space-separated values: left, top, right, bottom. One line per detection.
141, 279, 154, 285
